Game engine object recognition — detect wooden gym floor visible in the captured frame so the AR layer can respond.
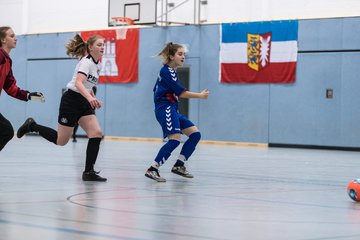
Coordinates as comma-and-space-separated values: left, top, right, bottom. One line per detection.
1, 136, 360, 240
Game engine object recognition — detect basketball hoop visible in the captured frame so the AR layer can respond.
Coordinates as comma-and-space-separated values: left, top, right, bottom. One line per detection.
111, 17, 135, 26
110, 17, 134, 40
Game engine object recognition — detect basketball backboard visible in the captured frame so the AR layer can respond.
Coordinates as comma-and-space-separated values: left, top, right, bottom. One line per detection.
108, 0, 157, 26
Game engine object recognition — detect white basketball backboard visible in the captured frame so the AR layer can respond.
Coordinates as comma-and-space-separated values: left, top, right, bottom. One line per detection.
108, 0, 157, 26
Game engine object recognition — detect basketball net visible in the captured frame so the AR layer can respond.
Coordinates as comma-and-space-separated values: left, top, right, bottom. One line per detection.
111, 17, 135, 26
110, 17, 135, 40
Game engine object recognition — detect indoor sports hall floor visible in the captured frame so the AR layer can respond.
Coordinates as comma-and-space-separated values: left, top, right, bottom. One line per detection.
1, 136, 360, 240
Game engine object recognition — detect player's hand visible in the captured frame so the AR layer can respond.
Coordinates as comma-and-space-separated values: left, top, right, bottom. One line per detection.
88, 97, 102, 109
28, 92, 45, 102
200, 89, 209, 99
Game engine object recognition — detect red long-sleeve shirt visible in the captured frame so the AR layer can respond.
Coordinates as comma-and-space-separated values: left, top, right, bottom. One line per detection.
0, 48, 28, 101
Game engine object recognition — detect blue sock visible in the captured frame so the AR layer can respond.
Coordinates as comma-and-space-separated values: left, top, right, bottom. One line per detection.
178, 131, 201, 162
154, 139, 180, 166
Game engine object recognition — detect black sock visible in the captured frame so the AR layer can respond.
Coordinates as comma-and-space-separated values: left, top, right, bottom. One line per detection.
31, 123, 57, 144
85, 137, 102, 172
148, 166, 158, 171
174, 160, 184, 167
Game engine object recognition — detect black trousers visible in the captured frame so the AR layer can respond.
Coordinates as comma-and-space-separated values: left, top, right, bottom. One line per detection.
0, 113, 14, 151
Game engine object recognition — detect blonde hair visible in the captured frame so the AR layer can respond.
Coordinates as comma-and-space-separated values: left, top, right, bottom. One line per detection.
65, 34, 104, 58
0, 26, 11, 48
158, 42, 184, 64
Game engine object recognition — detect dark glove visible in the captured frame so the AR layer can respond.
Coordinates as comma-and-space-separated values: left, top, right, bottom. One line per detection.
28, 92, 45, 102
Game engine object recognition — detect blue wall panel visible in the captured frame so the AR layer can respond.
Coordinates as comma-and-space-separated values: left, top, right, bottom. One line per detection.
165, 25, 201, 58
298, 18, 344, 51
339, 52, 360, 147
26, 32, 75, 59
342, 18, 360, 50
269, 53, 343, 146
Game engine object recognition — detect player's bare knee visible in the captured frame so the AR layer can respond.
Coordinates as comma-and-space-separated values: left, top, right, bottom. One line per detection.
57, 139, 69, 146
168, 133, 181, 141
88, 130, 102, 138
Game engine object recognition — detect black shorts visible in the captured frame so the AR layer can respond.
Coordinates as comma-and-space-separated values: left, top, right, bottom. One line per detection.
58, 89, 95, 127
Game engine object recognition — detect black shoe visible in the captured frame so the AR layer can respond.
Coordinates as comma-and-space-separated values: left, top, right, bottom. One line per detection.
82, 170, 107, 182
17, 118, 36, 138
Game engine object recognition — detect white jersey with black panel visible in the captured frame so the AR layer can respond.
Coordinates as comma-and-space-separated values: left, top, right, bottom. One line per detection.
66, 55, 101, 93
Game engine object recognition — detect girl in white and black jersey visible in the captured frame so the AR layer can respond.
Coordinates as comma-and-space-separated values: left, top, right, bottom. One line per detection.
17, 34, 107, 182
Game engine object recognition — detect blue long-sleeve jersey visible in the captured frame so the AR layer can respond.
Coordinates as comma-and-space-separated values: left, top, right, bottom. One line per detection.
153, 64, 186, 111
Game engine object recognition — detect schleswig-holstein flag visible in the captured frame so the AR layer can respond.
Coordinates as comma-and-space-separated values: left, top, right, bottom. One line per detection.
220, 20, 298, 84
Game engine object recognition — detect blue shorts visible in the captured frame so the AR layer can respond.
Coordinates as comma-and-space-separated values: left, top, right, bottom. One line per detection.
155, 105, 194, 138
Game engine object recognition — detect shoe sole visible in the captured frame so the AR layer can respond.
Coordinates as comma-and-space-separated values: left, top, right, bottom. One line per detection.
171, 171, 194, 178
82, 178, 107, 182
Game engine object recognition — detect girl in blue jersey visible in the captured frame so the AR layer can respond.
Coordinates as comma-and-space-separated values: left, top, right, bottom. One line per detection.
17, 34, 107, 182
145, 42, 209, 182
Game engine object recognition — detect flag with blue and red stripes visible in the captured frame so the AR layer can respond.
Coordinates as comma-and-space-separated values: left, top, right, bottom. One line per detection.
220, 20, 298, 84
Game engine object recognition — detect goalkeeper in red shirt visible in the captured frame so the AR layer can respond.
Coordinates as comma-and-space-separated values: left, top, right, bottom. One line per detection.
0, 26, 44, 151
